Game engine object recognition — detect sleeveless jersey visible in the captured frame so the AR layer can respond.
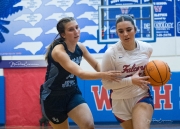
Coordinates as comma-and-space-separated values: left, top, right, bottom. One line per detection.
41, 39, 83, 100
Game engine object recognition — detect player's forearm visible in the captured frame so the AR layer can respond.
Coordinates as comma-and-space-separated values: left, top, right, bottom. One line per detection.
102, 77, 132, 90
78, 71, 104, 80
94, 62, 101, 72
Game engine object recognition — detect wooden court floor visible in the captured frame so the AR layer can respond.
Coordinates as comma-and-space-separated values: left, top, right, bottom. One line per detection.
1, 123, 180, 129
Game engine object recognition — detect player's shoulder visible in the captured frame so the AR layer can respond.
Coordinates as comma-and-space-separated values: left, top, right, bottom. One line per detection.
136, 40, 151, 47
137, 40, 152, 48
136, 40, 153, 53
104, 42, 123, 57
105, 41, 122, 55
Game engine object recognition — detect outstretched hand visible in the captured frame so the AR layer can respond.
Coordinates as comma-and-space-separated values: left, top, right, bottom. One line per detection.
102, 71, 121, 82
132, 70, 150, 90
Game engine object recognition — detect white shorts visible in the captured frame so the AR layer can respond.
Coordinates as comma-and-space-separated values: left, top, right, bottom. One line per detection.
111, 92, 153, 123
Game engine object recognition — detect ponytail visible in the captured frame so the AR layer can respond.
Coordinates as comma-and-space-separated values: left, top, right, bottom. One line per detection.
45, 34, 64, 61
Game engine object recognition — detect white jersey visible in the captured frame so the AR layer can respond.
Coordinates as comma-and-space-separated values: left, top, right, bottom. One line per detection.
101, 40, 153, 99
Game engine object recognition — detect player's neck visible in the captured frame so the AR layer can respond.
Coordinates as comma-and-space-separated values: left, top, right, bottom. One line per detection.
64, 41, 77, 53
122, 41, 137, 51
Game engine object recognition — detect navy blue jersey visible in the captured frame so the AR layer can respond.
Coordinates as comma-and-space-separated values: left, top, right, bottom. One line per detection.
41, 38, 83, 100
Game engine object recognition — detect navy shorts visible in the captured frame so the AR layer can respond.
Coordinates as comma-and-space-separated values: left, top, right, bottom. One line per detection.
41, 86, 86, 124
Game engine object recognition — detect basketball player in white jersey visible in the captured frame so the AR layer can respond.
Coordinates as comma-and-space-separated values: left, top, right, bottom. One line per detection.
101, 15, 154, 129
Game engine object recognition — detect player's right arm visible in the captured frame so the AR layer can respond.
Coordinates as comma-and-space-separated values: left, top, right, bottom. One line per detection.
52, 44, 121, 81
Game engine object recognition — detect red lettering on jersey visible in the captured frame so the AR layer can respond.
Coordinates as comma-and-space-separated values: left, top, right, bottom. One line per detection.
152, 84, 173, 110
91, 86, 111, 111
122, 64, 145, 73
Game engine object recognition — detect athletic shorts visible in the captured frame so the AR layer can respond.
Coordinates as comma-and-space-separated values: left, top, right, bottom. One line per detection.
41, 86, 86, 124
110, 92, 154, 123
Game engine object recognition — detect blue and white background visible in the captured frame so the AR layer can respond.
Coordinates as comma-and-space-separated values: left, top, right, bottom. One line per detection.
0, 0, 180, 57
0, 0, 107, 56
0, 0, 180, 125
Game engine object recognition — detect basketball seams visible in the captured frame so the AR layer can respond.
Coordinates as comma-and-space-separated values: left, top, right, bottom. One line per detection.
145, 62, 154, 83
152, 61, 163, 85
163, 62, 171, 84
162, 61, 168, 83
145, 61, 161, 85
145, 60, 171, 86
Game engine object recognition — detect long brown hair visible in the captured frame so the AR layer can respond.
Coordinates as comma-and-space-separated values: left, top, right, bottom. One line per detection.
116, 15, 136, 32
45, 17, 75, 61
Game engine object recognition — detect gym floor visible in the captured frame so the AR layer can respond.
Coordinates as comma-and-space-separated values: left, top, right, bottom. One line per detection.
1, 123, 180, 129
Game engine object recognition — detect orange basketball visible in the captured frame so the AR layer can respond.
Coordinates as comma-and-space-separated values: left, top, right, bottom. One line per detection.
144, 60, 171, 86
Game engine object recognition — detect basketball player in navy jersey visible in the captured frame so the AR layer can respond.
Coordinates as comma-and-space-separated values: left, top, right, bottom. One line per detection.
101, 15, 154, 129
40, 17, 121, 129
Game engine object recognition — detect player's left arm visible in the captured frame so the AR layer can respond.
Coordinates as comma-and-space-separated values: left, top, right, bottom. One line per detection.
78, 42, 100, 72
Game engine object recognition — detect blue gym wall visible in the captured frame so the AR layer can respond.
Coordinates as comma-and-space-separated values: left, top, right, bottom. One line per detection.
0, 72, 180, 125
71, 72, 180, 123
